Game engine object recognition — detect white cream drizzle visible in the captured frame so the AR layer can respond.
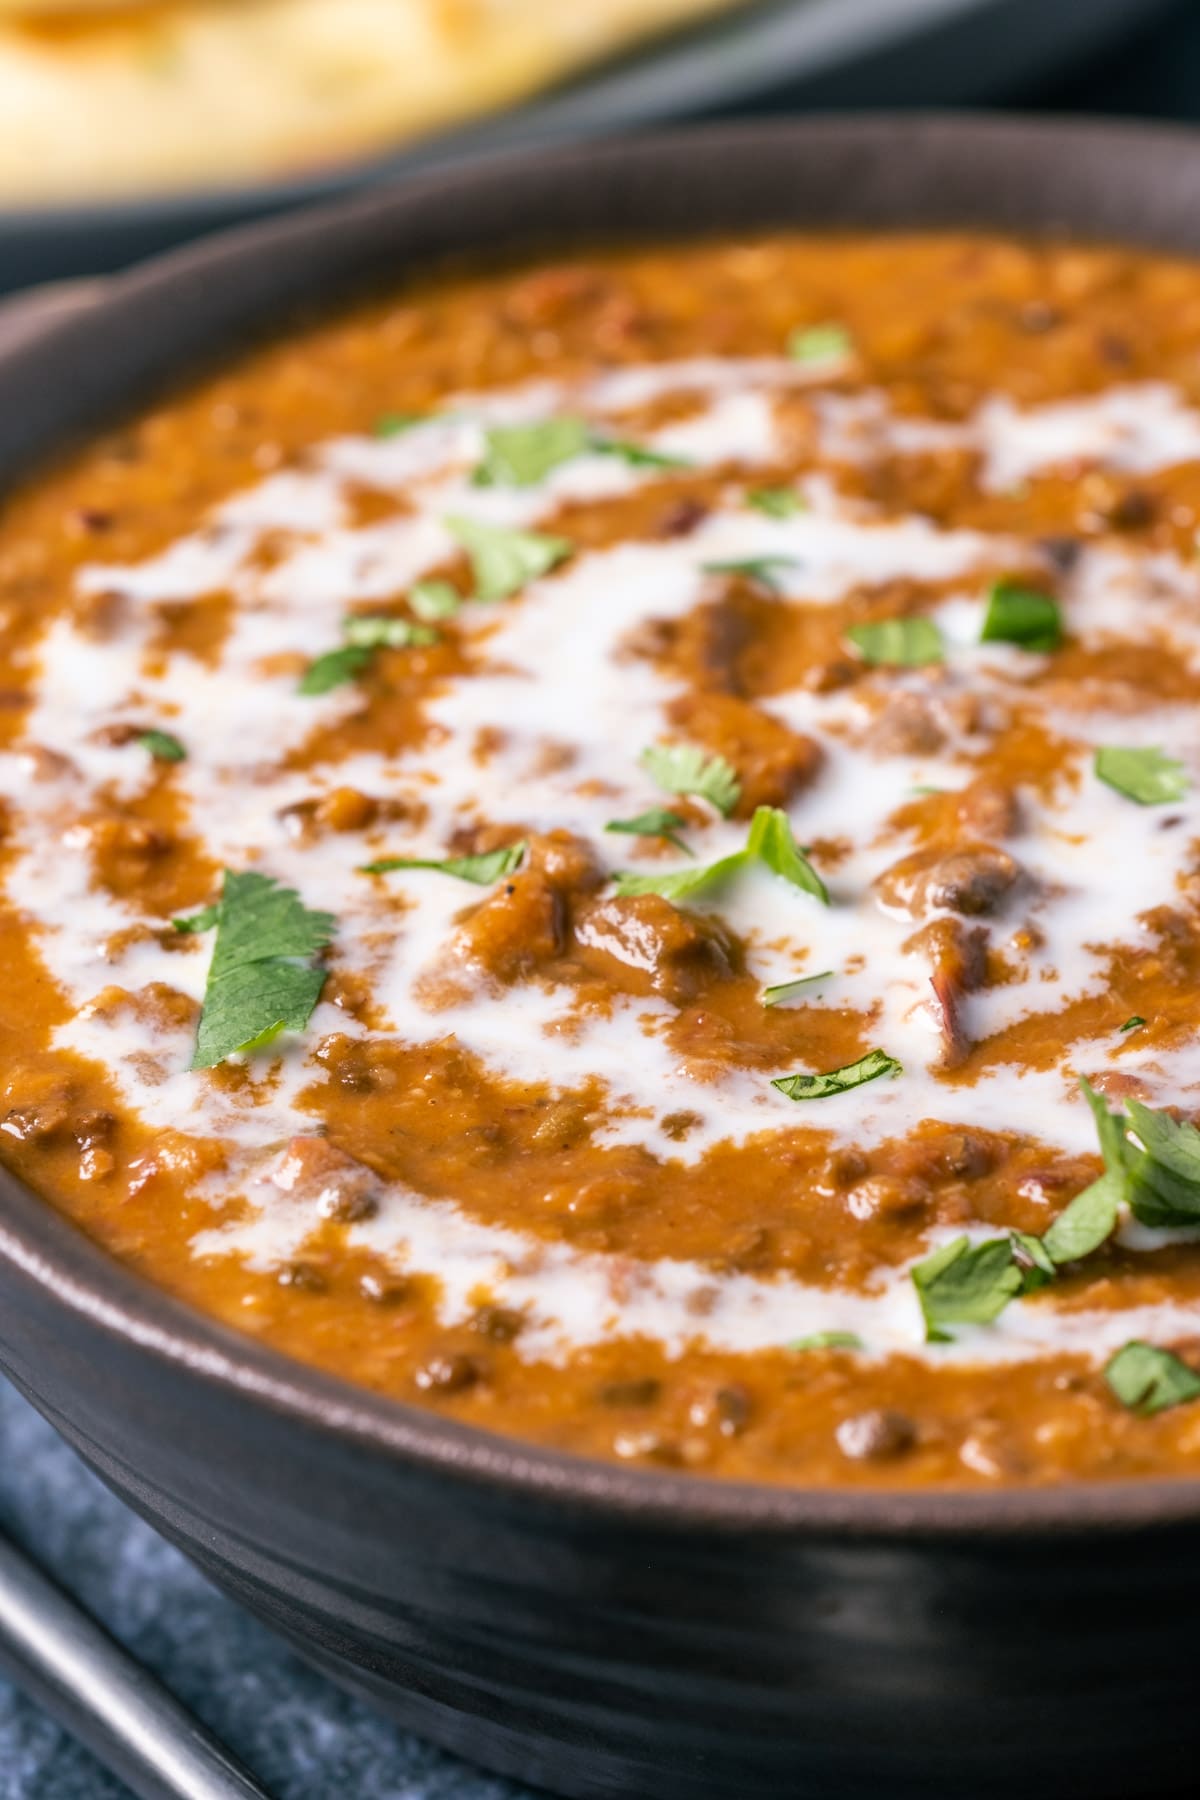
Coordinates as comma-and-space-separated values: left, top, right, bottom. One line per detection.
5, 359, 1200, 1368
812, 379, 1200, 495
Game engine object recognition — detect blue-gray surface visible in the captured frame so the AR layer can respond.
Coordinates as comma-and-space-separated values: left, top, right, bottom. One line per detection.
0, 1378, 534, 1800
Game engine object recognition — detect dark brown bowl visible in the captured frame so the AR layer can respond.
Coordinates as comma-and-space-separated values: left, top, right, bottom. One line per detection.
4, 115, 1200, 1800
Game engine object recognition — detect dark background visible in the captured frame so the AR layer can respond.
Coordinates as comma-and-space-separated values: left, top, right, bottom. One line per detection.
1027, 0, 1200, 117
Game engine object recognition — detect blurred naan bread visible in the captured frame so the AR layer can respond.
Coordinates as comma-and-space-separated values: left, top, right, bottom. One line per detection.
0, 0, 739, 201
0, 2, 163, 11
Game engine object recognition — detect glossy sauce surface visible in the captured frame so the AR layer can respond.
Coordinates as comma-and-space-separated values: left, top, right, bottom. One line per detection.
4, 233, 1200, 1485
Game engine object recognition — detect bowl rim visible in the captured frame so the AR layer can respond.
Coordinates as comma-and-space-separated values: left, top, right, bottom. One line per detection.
7, 110, 1200, 1540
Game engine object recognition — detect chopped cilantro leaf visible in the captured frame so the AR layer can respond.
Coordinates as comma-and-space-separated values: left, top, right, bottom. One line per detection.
900, 1086, 1131, 1336
591, 436, 691, 470
373, 412, 428, 438
604, 809, 692, 855
1095, 745, 1189, 805
1125, 1098, 1200, 1228
173, 902, 221, 934
302, 611, 438, 694
981, 580, 1062, 651
1106, 1341, 1200, 1416
612, 853, 744, 903
297, 645, 372, 696
473, 417, 590, 487
845, 617, 944, 667
1080, 1076, 1131, 1179
409, 579, 463, 621
188, 871, 333, 1070
745, 803, 828, 901
1051, 1079, 1139, 1241
747, 486, 805, 519
1076, 1078, 1200, 1230
772, 1049, 900, 1104
1039, 1176, 1119, 1266
1009, 1230, 1057, 1293
788, 323, 853, 363
640, 742, 740, 817
615, 806, 826, 904
445, 516, 573, 601
790, 1330, 862, 1352
361, 842, 526, 883
1120, 1015, 1147, 1033
702, 556, 800, 593
137, 729, 186, 763
911, 1235, 1023, 1342
343, 614, 438, 649
761, 969, 835, 1008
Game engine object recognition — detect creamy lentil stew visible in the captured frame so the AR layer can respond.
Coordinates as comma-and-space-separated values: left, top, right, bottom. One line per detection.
6, 233, 1200, 1487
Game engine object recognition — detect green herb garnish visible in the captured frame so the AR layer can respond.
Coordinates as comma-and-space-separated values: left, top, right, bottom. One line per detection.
788, 323, 853, 363
701, 556, 800, 593
1077, 1078, 1200, 1230
747, 486, 805, 519
1012, 1181, 1118, 1290
640, 742, 740, 817
1039, 1174, 1120, 1266
772, 1048, 900, 1104
184, 871, 334, 1070
761, 969, 835, 1007
747, 804, 828, 901
300, 612, 436, 694
445, 516, 573, 601
980, 580, 1062, 651
470, 418, 692, 485
604, 809, 692, 855
137, 729, 186, 763
1095, 745, 1189, 805
912, 1186, 1116, 1339
903, 1086, 1133, 1339
373, 412, 428, 438
343, 615, 438, 649
1105, 1341, 1200, 1415
1020, 1081, 1126, 1261
611, 855, 744, 904
911, 1235, 1024, 1342
297, 645, 373, 696
592, 437, 691, 470
845, 617, 944, 667
1009, 1230, 1058, 1292
473, 417, 590, 487
409, 579, 463, 621
790, 1330, 863, 1352
1124, 1101, 1200, 1229
615, 805, 826, 904
173, 902, 221, 934
1120, 1015, 1147, 1033
361, 842, 526, 883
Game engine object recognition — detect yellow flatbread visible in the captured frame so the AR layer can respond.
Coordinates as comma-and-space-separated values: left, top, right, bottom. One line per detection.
0, 3, 164, 12
0, 0, 742, 202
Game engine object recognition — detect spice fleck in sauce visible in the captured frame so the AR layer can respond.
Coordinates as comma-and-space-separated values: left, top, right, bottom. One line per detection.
4, 234, 1200, 1485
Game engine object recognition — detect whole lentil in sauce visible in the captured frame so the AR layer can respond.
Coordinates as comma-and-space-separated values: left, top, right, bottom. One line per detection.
4, 233, 1200, 1486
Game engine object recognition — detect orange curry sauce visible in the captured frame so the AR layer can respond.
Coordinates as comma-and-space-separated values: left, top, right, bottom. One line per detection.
3, 233, 1200, 1485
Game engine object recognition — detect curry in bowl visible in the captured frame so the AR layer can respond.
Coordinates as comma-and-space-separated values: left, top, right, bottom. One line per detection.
2, 232, 1200, 1488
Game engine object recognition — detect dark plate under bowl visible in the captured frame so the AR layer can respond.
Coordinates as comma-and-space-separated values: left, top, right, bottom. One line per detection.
0, 0, 1174, 292
3, 116, 1200, 1800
